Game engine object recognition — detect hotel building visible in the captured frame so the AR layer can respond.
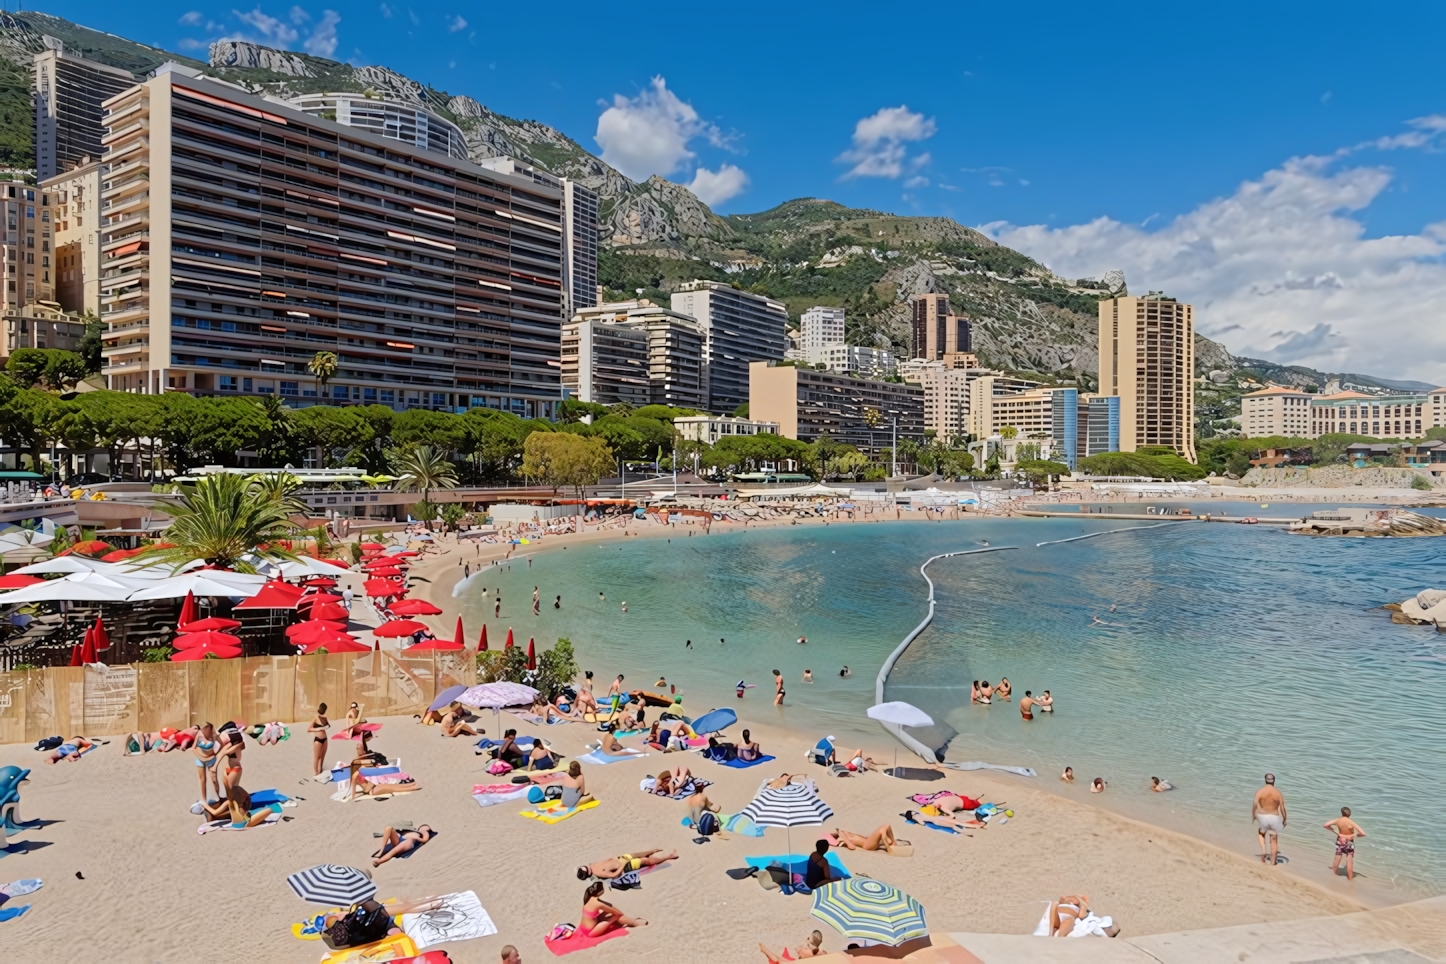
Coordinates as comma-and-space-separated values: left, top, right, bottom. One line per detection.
572, 300, 706, 409
672, 281, 787, 414
749, 360, 925, 455
1241, 387, 1446, 439
1239, 385, 1316, 438
33, 50, 136, 180
1098, 294, 1195, 461
99, 70, 564, 415
559, 318, 648, 406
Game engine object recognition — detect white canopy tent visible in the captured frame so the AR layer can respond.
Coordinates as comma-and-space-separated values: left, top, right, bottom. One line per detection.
0, 571, 146, 603
126, 571, 267, 601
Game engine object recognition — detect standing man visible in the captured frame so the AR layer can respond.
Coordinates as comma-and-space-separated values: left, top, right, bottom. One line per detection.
532, 587, 540, 616
773, 669, 785, 705
1323, 807, 1366, 881
1252, 773, 1287, 866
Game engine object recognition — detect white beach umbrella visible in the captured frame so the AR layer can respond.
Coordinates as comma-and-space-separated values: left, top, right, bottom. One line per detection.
276, 557, 349, 578
866, 702, 934, 728
12, 556, 108, 575
126, 571, 267, 601
0, 571, 141, 603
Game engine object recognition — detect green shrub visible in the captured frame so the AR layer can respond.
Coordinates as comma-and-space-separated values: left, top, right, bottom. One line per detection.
142, 646, 174, 662
1411, 474, 1433, 491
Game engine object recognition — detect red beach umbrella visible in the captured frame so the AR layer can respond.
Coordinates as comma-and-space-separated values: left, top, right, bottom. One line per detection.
69, 540, 113, 556
91, 616, 110, 651
477, 623, 488, 652
178, 616, 241, 633
173, 630, 242, 650
453, 616, 464, 648
319, 558, 351, 569
298, 630, 368, 654
68, 643, 83, 666
364, 579, 402, 598
360, 542, 384, 551
504, 627, 514, 649
300, 591, 344, 605
178, 590, 198, 627
368, 567, 403, 578
373, 619, 429, 638
405, 636, 464, 651
388, 599, 442, 616
306, 601, 349, 622
0, 574, 43, 589
170, 641, 243, 661
301, 576, 338, 588
235, 580, 304, 610
526, 637, 536, 670
287, 620, 349, 642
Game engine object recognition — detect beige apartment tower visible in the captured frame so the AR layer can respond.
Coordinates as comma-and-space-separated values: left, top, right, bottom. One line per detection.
43, 158, 102, 315
1097, 294, 1195, 461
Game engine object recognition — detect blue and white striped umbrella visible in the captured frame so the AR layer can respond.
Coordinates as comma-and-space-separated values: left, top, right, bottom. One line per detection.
739, 784, 834, 855
286, 864, 376, 905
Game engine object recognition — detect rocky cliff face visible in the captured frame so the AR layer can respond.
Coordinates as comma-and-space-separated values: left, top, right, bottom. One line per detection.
209, 41, 314, 77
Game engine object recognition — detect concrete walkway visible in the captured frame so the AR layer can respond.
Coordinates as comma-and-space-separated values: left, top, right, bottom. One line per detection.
950, 895, 1446, 962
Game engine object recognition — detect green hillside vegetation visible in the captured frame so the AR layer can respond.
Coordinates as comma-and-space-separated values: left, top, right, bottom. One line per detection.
1079, 447, 1208, 480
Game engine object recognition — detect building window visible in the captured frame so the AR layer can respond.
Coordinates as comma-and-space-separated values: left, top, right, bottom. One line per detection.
243, 377, 253, 392
280, 381, 299, 396
333, 385, 347, 400
219, 375, 237, 391
380, 389, 395, 403
364, 388, 377, 401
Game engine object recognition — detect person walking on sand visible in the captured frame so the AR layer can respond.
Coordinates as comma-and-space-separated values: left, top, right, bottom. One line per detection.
1253, 773, 1287, 865
1324, 807, 1366, 880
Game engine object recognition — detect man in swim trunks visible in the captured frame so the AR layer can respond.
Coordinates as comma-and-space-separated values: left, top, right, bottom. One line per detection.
1252, 773, 1287, 865
577, 848, 678, 880
1323, 807, 1365, 880
1019, 691, 1038, 720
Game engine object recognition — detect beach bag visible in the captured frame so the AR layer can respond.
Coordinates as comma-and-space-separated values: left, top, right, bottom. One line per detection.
34, 736, 63, 751
526, 786, 545, 804
487, 759, 513, 775
547, 924, 576, 942
544, 785, 564, 801
696, 811, 721, 836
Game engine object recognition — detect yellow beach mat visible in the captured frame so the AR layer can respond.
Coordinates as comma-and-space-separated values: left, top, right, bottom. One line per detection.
321, 932, 418, 962
291, 900, 401, 941
520, 799, 599, 824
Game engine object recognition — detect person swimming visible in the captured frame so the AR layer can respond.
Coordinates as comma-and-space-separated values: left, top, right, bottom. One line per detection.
1039, 690, 1054, 713
1061, 766, 1075, 783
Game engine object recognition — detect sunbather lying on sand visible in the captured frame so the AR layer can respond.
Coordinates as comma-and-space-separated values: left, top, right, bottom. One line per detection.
902, 809, 975, 830
44, 737, 93, 763
837, 749, 887, 772
765, 773, 799, 789
833, 824, 902, 853
195, 785, 274, 829
760, 930, 824, 961
649, 765, 692, 796
372, 825, 433, 866
1049, 894, 1119, 937
577, 848, 678, 880
439, 706, 479, 738
594, 730, 636, 755
580, 882, 647, 936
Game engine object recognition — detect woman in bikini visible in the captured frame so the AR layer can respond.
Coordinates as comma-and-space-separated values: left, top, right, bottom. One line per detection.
215, 730, 245, 791
832, 823, 902, 853
193, 722, 221, 802
308, 703, 329, 777
372, 825, 433, 866
576, 848, 677, 880
736, 729, 762, 762
997, 677, 1012, 701
339, 702, 364, 739
579, 881, 647, 937
1050, 895, 1089, 936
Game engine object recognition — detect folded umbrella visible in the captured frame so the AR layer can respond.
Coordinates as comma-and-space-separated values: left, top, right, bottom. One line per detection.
477, 623, 488, 652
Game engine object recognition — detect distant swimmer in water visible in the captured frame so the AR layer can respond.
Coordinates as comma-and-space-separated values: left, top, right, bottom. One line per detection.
1038, 690, 1054, 713
971, 680, 981, 703
1019, 691, 1038, 720
1091, 777, 1106, 793
978, 681, 993, 704
1061, 766, 1075, 783
1091, 615, 1105, 626
1109, 604, 1117, 613
1150, 776, 1174, 792
839, 665, 852, 678
997, 677, 1012, 701
977, 540, 990, 547
599, 592, 606, 603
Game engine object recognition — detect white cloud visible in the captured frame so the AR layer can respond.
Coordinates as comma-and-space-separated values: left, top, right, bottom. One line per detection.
302, 9, 340, 56
838, 105, 936, 179
904, 175, 929, 189
983, 128, 1446, 381
688, 164, 750, 207
595, 76, 722, 182
448, 14, 467, 31
379, 2, 392, 17
232, 7, 299, 46
178, 10, 204, 25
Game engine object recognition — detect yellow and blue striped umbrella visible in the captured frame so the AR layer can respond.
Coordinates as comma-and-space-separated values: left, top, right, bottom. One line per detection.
811, 877, 927, 945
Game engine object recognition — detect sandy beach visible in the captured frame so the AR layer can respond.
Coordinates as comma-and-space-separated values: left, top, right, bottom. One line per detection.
0, 510, 1393, 962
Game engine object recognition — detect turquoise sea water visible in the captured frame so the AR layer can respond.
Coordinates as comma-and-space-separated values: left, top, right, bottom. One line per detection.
460, 511, 1446, 896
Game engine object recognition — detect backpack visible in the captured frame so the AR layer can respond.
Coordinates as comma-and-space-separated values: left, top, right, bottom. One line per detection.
486, 759, 513, 775
696, 811, 721, 836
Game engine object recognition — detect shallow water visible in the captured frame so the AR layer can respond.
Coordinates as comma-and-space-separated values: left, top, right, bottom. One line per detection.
462, 510, 1446, 896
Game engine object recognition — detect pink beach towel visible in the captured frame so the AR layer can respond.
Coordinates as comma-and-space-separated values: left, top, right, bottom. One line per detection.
545, 928, 627, 956
333, 724, 382, 741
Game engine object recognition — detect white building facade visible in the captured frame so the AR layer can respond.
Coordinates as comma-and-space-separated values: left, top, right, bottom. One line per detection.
799, 306, 845, 351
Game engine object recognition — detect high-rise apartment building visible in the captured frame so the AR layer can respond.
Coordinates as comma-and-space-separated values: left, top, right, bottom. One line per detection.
898, 359, 971, 444
0, 183, 56, 313
33, 50, 136, 180
573, 301, 706, 409
283, 92, 469, 160
561, 180, 599, 316
43, 159, 103, 315
806, 344, 895, 379
559, 318, 649, 406
799, 306, 845, 351
909, 292, 971, 362
1098, 294, 1195, 461
671, 281, 787, 414
1082, 394, 1120, 457
1050, 388, 1079, 469
749, 360, 925, 456
100, 71, 564, 415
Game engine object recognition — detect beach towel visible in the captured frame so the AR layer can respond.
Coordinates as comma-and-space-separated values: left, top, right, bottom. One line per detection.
943, 761, 1038, 778
902, 812, 962, 835
248, 789, 292, 807
0, 905, 30, 922
682, 813, 765, 836
545, 927, 627, 956
197, 808, 282, 833
330, 764, 403, 783
520, 799, 599, 823
321, 933, 418, 962
577, 749, 649, 766
1069, 912, 1116, 938
718, 754, 775, 769
744, 853, 850, 895
0, 878, 41, 900
472, 787, 530, 809
910, 791, 981, 809
333, 724, 383, 741
401, 890, 496, 948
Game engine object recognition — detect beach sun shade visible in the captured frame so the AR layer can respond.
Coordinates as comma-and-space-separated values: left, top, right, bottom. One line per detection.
301, 634, 370, 655
866, 702, 934, 729
306, 601, 349, 623
429, 684, 467, 712
179, 590, 197, 627
360, 543, 384, 551
406, 635, 464, 651
454, 616, 465, 648
234, 581, 304, 610
170, 641, 243, 661
691, 708, 738, 735
0, 574, 43, 589
178, 616, 241, 633
301, 576, 338, 588
477, 623, 488, 652
128, 572, 267, 601
364, 579, 402, 597
526, 637, 536, 670
287, 620, 349, 642
300, 591, 344, 606
286, 864, 377, 906
373, 619, 429, 638
0, 572, 137, 603
69, 540, 113, 556
457, 681, 538, 709
174, 630, 242, 650
503, 628, 514, 649
740, 783, 835, 855
811, 878, 927, 946
91, 615, 110, 651
388, 599, 442, 616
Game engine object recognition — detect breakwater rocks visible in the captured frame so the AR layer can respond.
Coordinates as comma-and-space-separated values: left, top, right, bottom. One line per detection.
1288, 508, 1446, 537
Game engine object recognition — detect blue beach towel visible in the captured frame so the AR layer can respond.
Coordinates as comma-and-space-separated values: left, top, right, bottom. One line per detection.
682, 813, 765, 836
903, 813, 961, 835
0, 905, 30, 922
249, 789, 289, 807
577, 749, 649, 765
718, 754, 775, 769
744, 852, 850, 894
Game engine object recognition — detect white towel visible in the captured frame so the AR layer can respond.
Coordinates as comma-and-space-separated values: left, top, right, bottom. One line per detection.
1068, 912, 1114, 938
1032, 903, 1053, 937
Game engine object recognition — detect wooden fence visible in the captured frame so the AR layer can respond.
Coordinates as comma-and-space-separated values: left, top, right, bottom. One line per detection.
0, 650, 477, 744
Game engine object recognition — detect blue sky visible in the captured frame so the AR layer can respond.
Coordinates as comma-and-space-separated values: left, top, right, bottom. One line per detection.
41, 1, 1446, 379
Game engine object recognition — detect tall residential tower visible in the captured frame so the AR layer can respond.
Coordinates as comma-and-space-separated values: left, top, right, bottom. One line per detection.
33, 50, 136, 180
1097, 294, 1195, 461
671, 281, 787, 414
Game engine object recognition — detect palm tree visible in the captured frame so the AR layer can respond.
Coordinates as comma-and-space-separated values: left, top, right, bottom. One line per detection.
246, 471, 309, 517
142, 473, 298, 572
307, 351, 339, 398
393, 445, 458, 524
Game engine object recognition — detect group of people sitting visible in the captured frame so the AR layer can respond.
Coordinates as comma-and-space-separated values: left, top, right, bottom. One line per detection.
419, 701, 482, 738
491, 729, 562, 772
702, 728, 763, 762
